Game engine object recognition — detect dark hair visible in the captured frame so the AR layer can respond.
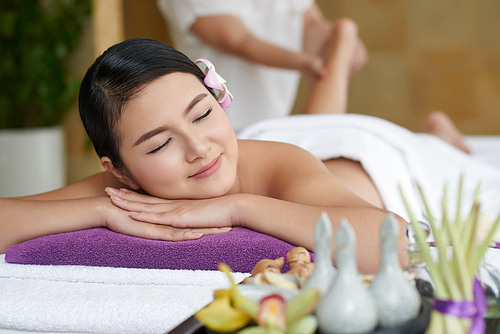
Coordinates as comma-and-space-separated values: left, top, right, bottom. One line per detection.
78, 38, 215, 168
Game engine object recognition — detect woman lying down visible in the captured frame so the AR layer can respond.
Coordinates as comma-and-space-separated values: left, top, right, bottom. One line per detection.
1, 38, 496, 275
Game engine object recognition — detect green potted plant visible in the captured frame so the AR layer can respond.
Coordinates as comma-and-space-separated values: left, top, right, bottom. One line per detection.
0, 0, 90, 197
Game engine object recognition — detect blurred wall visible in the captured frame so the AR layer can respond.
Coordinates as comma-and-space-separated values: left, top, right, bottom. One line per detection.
65, 0, 500, 184
123, 0, 172, 45
64, 17, 102, 185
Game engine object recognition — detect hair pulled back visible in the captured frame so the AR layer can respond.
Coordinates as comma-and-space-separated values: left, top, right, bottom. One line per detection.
78, 38, 214, 168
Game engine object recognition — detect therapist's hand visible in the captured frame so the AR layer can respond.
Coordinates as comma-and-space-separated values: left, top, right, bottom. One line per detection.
302, 53, 328, 81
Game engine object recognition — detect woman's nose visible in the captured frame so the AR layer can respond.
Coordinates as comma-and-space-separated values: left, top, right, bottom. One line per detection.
185, 132, 210, 162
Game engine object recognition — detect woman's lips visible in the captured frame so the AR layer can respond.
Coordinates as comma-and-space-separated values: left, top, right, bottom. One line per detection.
189, 156, 221, 179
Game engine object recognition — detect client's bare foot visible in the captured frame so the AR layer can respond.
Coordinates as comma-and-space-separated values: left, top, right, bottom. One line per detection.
326, 18, 368, 77
424, 111, 471, 153
303, 18, 367, 115
335, 19, 368, 76
305, 18, 367, 84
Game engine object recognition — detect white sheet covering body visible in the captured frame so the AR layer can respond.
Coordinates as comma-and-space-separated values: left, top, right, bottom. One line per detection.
239, 114, 500, 226
2, 113, 500, 333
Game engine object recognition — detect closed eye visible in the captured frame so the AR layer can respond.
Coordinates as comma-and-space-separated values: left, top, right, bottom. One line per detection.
194, 108, 212, 122
148, 138, 172, 154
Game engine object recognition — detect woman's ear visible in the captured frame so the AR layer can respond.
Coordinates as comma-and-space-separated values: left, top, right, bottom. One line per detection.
100, 156, 140, 190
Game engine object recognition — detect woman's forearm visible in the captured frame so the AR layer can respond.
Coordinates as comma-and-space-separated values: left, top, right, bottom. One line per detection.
233, 194, 408, 275
0, 197, 107, 253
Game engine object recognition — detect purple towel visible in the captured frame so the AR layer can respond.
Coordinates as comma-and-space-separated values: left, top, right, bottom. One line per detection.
5, 227, 314, 273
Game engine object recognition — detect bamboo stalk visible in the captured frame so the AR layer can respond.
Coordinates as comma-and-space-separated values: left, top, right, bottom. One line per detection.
455, 175, 464, 229
442, 185, 472, 299
416, 184, 455, 299
466, 204, 481, 278
400, 179, 494, 334
461, 184, 482, 252
399, 185, 447, 298
476, 210, 500, 271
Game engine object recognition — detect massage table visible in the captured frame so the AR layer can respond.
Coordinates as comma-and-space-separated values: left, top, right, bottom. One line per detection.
2, 114, 500, 334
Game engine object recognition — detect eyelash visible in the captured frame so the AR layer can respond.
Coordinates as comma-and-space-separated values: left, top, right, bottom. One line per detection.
148, 138, 172, 154
194, 108, 212, 122
147, 108, 213, 154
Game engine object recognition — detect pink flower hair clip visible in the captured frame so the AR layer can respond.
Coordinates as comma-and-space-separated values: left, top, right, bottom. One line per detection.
195, 58, 233, 108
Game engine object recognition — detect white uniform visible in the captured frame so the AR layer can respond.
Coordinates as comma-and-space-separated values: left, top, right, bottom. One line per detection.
157, 0, 314, 133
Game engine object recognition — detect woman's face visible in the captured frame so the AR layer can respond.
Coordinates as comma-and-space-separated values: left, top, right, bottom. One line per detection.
116, 72, 239, 199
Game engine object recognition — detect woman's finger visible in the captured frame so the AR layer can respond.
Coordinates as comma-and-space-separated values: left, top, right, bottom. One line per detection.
115, 221, 231, 241
110, 195, 177, 213
127, 210, 232, 230
109, 217, 203, 241
129, 210, 186, 227
105, 187, 171, 204
140, 222, 233, 237
191, 226, 233, 235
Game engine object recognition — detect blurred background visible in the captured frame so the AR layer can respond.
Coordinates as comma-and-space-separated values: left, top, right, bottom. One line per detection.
2, 0, 500, 193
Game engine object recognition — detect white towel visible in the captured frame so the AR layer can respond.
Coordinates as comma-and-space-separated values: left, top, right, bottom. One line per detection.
0, 254, 249, 333
238, 114, 500, 226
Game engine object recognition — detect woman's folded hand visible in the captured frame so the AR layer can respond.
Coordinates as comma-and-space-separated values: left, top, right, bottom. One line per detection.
103, 187, 235, 241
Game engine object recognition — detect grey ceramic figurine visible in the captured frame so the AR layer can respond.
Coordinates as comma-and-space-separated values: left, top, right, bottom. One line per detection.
369, 214, 421, 328
304, 212, 336, 295
316, 219, 378, 334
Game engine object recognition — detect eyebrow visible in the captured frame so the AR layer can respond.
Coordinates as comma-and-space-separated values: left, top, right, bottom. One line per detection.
133, 93, 208, 147
184, 93, 207, 116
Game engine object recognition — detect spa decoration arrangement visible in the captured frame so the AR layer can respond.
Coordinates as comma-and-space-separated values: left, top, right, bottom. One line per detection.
195, 212, 427, 333
315, 219, 379, 333
399, 176, 500, 334
194, 263, 320, 334
369, 214, 422, 328
304, 212, 337, 296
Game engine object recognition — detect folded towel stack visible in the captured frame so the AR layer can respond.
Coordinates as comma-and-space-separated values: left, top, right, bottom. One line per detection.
0, 253, 249, 333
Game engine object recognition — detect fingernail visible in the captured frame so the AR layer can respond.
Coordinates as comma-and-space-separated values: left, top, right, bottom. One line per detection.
191, 232, 203, 238
129, 212, 139, 217
111, 195, 122, 201
105, 187, 118, 194
219, 227, 232, 231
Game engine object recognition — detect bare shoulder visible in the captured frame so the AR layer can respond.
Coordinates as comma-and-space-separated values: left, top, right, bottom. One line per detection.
237, 139, 331, 195
237, 140, 367, 207
237, 139, 322, 170
238, 139, 315, 158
